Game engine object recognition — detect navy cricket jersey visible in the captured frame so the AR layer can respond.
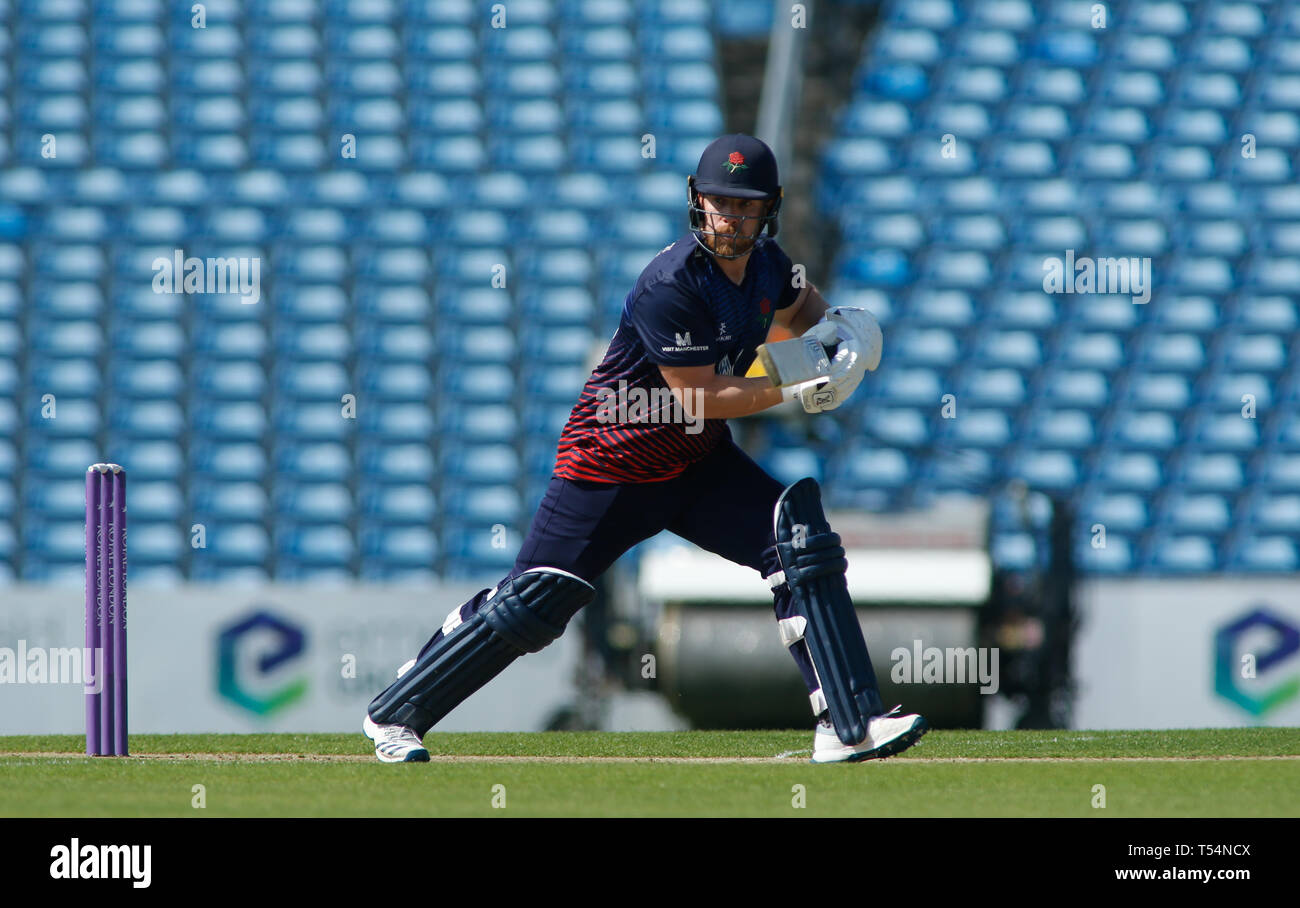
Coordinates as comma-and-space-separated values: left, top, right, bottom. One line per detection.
553, 234, 802, 483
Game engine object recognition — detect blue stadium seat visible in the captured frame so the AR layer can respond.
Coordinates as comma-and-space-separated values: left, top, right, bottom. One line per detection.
489, 135, 566, 173
272, 248, 347, 284
868, 408, 928, 447
111, 318, 185, 356
275, 442, 350, 482
840, 447, 910, 489
571, 98, 643, 135
1140, 333, 1206, 372
523, 402, 572, 441
956, 368, 1025, 407
275, 361, 350, 399
1030, 409, 1095, 449
1191, 413, 1258, 451
521, 286, 596, 325
110, 400, 180, 438
1163, 493, 1232, 533
361, 484, 436, 524
191, 481, 269, 522
1077, 534, 1134, 573
361, 525, 438, 567
1248, 494, 1300, 538
644, 60, 719, 97
443, 533, 517, 580
438, 364, 515, 404
523, 326, 597, 365
1230, 536, 1297, 572
353, 286, 428, 324
30, 359, 98, 396
1150, 534, 1218, 572
24, 479, 94, 520
356, 247, 431, 283
193, 402, 266, 441
1098, 452, 1163, 492
492, 97, 564, 135
1086, 492, 1149, 533
31, 320, 103, 356
357, 325, 433, 364
948, 409, 1011, 448
357, 403, 432, 442
1102, 69, 1164, 107
414, 97, 481, 134
441, 445, 521, 486
566, 26, 636, 61
878, 368, 943, 405
442, 485, 522, 526
1179, 452, 1244, 492
1037, 29, 1097, 66
276, 524, 354, 564
360, 363, 431, 402
274, 482, 352, 522
192, 323, 267, 361
199, 520, 272, 567
565, 61, 638, 96
0, 359, 16, 397
114, 360, 185, 398
360, 442, 433, 483
435, 286, 511, 325
190, 441, 266, 482
123, 480, 184, 522
439, 404, 518, 444
1010, 450, 1078, 490
23, 519, 89, 565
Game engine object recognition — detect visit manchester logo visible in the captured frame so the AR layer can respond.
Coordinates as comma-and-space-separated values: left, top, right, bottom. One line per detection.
1213, 606, 1300, 717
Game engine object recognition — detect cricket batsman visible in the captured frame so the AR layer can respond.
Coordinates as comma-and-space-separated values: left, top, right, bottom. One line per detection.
364, 134, 928, 763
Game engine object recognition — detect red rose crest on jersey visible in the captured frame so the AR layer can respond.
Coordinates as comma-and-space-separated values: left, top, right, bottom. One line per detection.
760, 297, 771, 314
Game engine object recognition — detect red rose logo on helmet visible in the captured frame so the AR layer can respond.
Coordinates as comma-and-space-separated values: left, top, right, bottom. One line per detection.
723, 151, 748, 173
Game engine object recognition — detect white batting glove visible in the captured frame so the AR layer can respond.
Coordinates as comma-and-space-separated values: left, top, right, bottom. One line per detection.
825, 307, 883, 372
782, 374, 841, 413
800, 307, 882, 407
802, 318, 841, 350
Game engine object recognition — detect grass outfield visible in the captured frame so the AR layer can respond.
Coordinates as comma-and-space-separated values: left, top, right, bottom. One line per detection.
1, 728, 1297, 817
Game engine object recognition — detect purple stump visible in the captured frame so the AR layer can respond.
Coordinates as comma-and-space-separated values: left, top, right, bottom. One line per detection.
112, 467, 128, 755
83, 468, 101, 755
85, 463, 128, 757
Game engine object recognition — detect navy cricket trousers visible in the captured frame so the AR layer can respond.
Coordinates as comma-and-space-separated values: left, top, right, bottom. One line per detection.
424, 435, 825, 706
514, 436, 785, 584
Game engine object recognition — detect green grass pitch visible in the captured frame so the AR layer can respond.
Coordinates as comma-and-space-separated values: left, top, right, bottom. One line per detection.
2, 728, 1296, 817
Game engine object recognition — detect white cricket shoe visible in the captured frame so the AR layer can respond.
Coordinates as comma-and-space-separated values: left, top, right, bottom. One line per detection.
363, 714, 430, 763
810, 705, 928, 764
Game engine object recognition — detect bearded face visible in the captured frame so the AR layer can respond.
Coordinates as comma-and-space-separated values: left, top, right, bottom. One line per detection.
699, 194, 770, 257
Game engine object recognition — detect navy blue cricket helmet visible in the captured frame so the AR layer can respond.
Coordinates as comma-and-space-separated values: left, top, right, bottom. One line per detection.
687, 134, 783, 259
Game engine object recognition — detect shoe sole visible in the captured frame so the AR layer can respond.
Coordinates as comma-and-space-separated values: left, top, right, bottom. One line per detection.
376, 749, 430, 764
811, 716, 929, 764
844, 716, 929, 763
363, 715, 430, 764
